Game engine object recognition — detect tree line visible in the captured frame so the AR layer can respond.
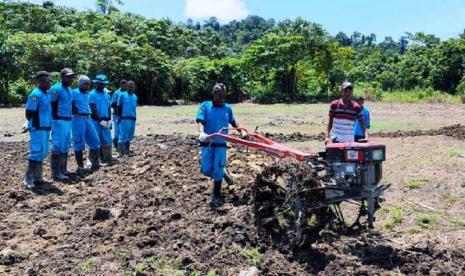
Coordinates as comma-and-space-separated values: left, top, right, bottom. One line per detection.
1, 1, 465, 105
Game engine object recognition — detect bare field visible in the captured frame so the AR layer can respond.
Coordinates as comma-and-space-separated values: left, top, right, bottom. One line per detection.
1, 103, 464, 275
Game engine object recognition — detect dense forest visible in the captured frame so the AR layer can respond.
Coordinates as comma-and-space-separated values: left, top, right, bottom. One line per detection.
1, 1, 465, 105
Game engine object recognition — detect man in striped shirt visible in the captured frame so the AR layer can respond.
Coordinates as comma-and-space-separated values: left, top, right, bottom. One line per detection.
325, 82, 366, 144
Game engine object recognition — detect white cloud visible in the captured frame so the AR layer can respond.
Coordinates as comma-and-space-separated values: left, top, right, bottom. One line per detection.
184, 0, 249, 22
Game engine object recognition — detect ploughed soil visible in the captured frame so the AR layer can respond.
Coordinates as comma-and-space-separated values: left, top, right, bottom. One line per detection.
1, 133, 465, 275
265, 124, 465, 143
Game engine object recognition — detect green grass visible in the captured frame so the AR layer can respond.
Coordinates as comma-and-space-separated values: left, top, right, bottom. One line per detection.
75, 259, 95, 273
450, 218, 465, 227
234, 244, 262, 267
382, 206, 403, 230
442, 193, 461, 203
416, 213, 437, 228
207, 269, 218, 276
380, 90, 461, 104
134, 256, 184, 275
444, 148, 462, 158
369, 121, 411, 132
404, 178, 425, 190
408, 226, 421, 234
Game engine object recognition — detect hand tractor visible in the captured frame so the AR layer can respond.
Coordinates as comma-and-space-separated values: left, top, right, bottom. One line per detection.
208, 128, 390, 247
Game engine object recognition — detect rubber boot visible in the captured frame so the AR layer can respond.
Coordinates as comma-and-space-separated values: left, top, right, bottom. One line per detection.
223, 168, 233, 185
34, 161, 50, 185
101, 146, 114, 165
52, 153, 68, 181
75, 151, 87, 173
61, 152, 71, 176
23, 160, 36, 189
211, 180, 223, 207
88, 149, 101, 171
113, 138, 118, 149
117, 143, 125, 157
126, 142, 133, 156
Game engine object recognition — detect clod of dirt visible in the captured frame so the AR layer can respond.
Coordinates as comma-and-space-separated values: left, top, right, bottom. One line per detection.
170, 213, 182, 220
0, 248, 18, 266
238, 266, 259, 276
33, 227, 47, 237
93, 208, 111, 221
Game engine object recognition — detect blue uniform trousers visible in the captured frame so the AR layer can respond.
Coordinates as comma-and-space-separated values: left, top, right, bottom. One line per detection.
200, 146, 227, 182
28, 129, 50, 161
118, 119, 136, 143
51, 120, 71, 154
92, 120, 112, 147
72, 117, 100, 151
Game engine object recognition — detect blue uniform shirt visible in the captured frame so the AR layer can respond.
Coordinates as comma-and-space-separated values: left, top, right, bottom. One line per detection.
111, 89, 122, 114
26, 87, 51, 130
196, 101, 236, 144
50, 82, 73, 119
118, 92, 138, 119
89, 89, 111, 120
72, 88, 92, 115
354, 106, 370, 136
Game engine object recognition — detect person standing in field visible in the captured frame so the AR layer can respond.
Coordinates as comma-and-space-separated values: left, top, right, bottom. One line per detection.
325, 82, 366, 144
196, 83, 246, 207
354, 96, 371, 142
117, 80, 138, 156
89, 74, 114, 165
23, 71, 53, 189
111, 79, 128, 148
71, 75, 101, 172
50, 68, 75, 181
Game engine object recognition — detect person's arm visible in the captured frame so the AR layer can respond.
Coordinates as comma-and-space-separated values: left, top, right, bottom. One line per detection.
90, 104, 100, 121
25, 93, 38, 120
196, 103, 209, 141
117, 94, 123, 119
325, 116, 333, 144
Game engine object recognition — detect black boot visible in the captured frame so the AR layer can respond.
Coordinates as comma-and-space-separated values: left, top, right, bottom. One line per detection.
61, 152, 71, 176
211, 180, 223, 207
126, 142, 133, 156
223, 168, 233, 185
23, 160, 36, 189
117, 142, 125, 157
88, 149, 101, 170
74, 151, 86, 172
52, 153, 68, 181
34, 161, 50, 185
113, 138, 118, 149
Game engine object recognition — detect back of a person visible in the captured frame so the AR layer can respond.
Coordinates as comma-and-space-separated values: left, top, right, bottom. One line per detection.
330, 99, 361, 143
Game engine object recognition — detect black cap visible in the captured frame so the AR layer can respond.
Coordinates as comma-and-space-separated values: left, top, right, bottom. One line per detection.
60, 68, 75, 77
120, 79, 128, 85
213, 83, 227, 94
35, 71, 50, 79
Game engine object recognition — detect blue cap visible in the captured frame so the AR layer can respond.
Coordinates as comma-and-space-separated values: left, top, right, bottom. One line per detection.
92, 74, 110, 84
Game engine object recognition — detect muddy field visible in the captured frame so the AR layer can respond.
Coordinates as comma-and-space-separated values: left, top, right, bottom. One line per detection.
1, 103, 465, 275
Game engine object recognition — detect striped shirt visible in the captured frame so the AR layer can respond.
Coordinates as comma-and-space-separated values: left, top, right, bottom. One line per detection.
329, 99, 362, 142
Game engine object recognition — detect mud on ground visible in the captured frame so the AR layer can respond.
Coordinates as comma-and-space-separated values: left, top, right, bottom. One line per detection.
1, 134, 465, 275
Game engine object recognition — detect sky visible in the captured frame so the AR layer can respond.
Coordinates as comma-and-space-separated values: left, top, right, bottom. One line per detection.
21, 0, 465, 40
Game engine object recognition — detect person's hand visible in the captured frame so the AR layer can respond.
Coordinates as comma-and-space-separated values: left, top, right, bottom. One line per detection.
324, 137, 330, 145
108, 121, 113, 130
198, 132, 209, 142
240, 130, 248, 139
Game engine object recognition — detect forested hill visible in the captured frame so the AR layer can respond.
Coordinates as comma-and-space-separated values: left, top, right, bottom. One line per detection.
1, 1, 464, 105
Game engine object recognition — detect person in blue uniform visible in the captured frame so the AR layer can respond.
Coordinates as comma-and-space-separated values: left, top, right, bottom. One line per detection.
89, 74, 114, 164
71, 75, 101, 172
50, 68, 75, 181
111, 79, 128, 148
354, 96, 371, 142
117, 80, 138, 156
23, 71, 53, 189
196, 83, 246, 207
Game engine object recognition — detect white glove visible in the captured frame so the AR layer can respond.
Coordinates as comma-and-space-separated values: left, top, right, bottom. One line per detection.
100, 120, 110, 128
240, 130, 248, 139
108, 120, 113, 130
198, 132, 209, 142
20, 120, 29, 133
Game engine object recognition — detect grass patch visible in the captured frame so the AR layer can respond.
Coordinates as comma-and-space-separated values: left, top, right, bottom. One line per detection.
408, 226, 421, 234
416, 214, 437, 229
370, 121, 411, 132
404, 178, 425, 190
134, 255, 184, 275
442, 193, 461, 203
234, 244, 262, 267
207, 269, 218, 276
383, 206, 403, 230
450, 218, 465, 227
75, 259, 95, 273
444, 148, 462, 158
380, 89, 461, 104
